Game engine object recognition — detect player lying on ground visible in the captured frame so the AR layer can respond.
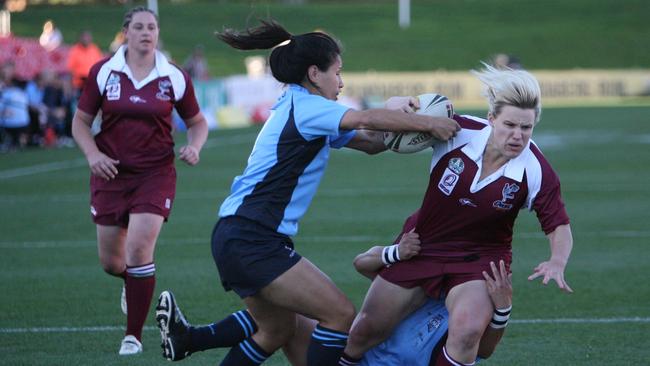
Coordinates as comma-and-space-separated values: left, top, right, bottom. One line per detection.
155, 228, 512, 365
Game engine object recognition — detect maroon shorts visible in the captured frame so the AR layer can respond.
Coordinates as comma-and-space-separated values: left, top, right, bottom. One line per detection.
89, 166, 176, 228
379, 250, 511, 300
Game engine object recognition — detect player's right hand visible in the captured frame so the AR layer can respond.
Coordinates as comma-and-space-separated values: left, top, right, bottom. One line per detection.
397, 228, 421, 260
88, 152, 119, 180
427, 116, 460, 141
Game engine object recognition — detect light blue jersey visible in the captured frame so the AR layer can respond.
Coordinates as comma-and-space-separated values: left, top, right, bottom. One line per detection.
219, 84, 355, 236
361, 300, 449, 366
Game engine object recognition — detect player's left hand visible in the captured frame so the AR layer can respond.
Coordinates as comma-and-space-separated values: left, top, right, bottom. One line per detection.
528, 259, 573, 293
179, 145, 200, 166
483, 260, 512, 309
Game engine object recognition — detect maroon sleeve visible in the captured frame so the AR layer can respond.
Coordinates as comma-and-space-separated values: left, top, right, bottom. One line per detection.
174, 70, 200, 120
453, 114, 488, 130
76, 61, 105, 116
531, 148, 570, 234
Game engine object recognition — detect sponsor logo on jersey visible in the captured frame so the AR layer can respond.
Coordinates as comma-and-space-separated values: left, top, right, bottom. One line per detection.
129, 95, 147, 104
156, 80, 172, 101
106, 73, 121, 101
165, 198, 171, 209
90, 206, 97, 216
438, 168, 459, 196
427, 313, 444, 333
493, 183, 520, 210
459, 198, 477, 207
448, 157, 464, 174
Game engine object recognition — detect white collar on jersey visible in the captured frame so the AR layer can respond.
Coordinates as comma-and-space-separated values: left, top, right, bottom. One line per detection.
460, 124, 532, 183
104, 45, 174, 89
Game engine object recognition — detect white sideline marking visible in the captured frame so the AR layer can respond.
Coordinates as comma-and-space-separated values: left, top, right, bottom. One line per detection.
0, 133, 257, 181
2, 231, 649, 249
2, 317, 649, 334
0, 159, 87, 180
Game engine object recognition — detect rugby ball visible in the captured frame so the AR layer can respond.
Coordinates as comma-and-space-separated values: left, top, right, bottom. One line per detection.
384, 93, 454, 153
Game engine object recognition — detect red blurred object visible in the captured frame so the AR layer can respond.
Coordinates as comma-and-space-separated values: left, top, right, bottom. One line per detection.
0, 35, 70, 80
43, 127, 57, 147
251, 102, 274, 124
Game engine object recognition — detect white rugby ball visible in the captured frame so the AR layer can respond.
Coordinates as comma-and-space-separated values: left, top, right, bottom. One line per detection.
384, 93, 454, 154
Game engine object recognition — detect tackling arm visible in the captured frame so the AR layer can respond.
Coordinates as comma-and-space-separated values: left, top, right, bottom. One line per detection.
353, 229, 421, 279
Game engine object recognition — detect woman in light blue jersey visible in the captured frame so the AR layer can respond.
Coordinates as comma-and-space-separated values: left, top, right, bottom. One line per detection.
156, 19, 459, 366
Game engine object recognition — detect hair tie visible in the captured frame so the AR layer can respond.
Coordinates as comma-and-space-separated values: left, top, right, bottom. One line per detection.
274, 37, 292, 48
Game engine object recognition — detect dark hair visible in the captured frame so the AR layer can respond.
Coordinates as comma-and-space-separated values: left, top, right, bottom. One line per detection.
122, 6, 158, 29
217, 20, 341, 84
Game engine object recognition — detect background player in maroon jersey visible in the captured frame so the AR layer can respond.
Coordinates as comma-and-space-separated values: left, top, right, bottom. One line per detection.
71, 7, 208, 356
341, 64, 574, 366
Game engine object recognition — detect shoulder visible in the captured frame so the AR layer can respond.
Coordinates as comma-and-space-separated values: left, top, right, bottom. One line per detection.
168, 61, 192, 82
454, 114, 489, 130
89, 57, 112, 74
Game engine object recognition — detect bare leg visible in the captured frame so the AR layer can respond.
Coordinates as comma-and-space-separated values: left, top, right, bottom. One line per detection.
444, 280, 493, 363
345, 275, 427, 359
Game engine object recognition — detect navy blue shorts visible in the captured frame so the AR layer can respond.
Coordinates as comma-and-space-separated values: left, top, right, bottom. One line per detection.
211, 216, 302, 298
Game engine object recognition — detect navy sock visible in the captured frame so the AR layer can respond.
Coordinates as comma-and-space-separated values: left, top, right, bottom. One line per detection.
307, 324, 349, 366
220, 338, 271, 366
189, 310, 257, 353
339, 353, 362, 365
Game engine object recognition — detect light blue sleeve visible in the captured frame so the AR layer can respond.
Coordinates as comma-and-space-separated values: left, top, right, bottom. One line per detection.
293, 93, 350, 140
329, 130, 356, 149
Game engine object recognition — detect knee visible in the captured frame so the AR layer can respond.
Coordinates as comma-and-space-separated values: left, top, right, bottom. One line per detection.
448, 312, 486, 348
323, 298, 356, 330
348, 311, 389, 347
100, 260, 125, 276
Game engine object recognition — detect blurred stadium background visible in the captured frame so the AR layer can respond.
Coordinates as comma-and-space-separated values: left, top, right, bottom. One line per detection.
1, 0, 649, 365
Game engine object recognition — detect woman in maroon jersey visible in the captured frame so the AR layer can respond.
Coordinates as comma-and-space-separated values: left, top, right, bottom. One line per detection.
71, 7, 208, 356
341, 64, 574, 366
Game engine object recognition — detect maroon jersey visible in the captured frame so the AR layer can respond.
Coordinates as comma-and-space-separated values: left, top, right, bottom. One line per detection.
414, 114, 570, 258
77, 46, 200, 176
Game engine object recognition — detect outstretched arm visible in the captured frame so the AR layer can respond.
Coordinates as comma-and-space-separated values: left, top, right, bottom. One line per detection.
528, 224, 573, 293
344, 96, 420, 154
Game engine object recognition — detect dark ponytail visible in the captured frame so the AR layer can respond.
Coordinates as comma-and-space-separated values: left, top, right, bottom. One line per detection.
217, 20, 341, 85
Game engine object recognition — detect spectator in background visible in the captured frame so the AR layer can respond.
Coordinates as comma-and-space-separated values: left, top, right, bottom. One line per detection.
25, 70, 52, 146
38, 20, 63, 52
67, 30, 104, 96
43, 72, 75, 147
493, 53, 523, 70
182, 44, 210, 80
0, 63, 30, 152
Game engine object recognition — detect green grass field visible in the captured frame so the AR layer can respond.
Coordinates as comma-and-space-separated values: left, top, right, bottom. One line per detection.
1, 105, 650, 365
11, 0, 650, 76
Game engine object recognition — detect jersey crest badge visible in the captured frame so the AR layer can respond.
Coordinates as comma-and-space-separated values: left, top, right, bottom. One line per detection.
438, 168, 459, 196
448, 157, 464, 174
156, 80, 172, 101
493, 183, 520, 210
106, 73, 121, 101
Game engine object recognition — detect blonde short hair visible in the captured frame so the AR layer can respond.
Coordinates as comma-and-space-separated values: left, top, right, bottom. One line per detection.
471, 62, 542, 123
